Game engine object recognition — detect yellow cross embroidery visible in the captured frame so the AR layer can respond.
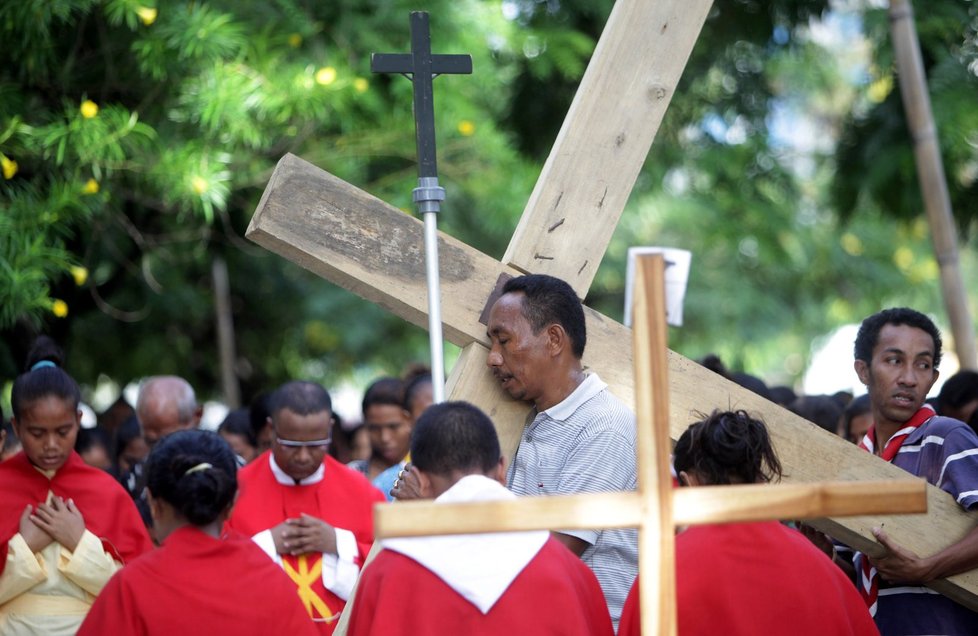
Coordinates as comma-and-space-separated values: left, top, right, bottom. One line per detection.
283, 554, 334, 621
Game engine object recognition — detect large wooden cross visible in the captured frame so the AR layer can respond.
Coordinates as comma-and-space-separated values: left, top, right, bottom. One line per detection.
247, 0, 978, 609
366, 254, 926, 634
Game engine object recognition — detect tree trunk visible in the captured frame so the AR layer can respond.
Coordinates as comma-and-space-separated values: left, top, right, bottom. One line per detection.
212, 256, 241, 408
889, 0, 977, 369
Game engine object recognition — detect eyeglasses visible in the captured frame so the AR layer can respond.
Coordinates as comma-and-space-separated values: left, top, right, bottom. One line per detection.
275, 437, 332, 450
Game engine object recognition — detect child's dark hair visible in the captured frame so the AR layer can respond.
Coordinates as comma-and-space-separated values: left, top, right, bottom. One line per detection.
218, 408, 257, 447
673, 410, 783, 486
362, 377, 404, 414
145, 430, 237, 526
402, 372, 432, 412
411, 401, 500, 477
11, 336, 81, 420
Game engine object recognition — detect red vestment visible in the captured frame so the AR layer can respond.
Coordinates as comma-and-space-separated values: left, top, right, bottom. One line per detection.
346, 537, 615, 636
0, 451, 152, 571
77, 526, 319, 636
618, 521, 879, 636
226, 452, 384, 634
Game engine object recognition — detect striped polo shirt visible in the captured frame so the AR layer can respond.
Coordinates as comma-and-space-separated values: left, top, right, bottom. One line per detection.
506, 373, 638, 629
876, 416, 978, 635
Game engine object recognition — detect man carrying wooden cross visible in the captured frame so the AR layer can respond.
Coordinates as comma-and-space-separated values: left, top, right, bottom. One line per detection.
845, 307, 978, 634
395, 273, 638, 628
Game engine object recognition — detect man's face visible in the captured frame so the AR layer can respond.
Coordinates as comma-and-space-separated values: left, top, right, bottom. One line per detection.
364, 404, 410, 465
847, 413, 873, 445
140, 404, 188, 447
855, 323, 939, 430
486, 292, 551, 405
272, 408, 332, 481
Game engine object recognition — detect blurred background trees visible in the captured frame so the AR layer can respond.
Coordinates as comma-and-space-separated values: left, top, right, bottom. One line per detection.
2, 0, 976, 411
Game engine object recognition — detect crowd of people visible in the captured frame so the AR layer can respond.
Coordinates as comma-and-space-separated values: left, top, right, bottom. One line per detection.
1, 273, 977, 635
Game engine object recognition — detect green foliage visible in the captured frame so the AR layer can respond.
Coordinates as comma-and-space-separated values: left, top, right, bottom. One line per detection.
833, 1, 978, 237
2, 0, 976, 404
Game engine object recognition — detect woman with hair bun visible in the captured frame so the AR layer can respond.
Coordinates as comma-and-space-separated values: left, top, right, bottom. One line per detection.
78, 430, 317, 635
618, 410, 879, 636
0, 337, 153, 635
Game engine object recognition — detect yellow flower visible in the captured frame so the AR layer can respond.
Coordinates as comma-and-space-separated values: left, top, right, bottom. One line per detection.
353, 78, 369, 93
288, 33, 302, 48
52, 299, 69, 318
1, 155, 17, 179
136, 6, 158, 26
893, 246, 915, 271
80, 100, 99, 119
192, 176, 209, 194
71, 266, 89, 286
458, 120, 475, 136
840, 232, 863, 256
868, 76, 893, 104
82, 178, 99, 194
316, 67, 337, 86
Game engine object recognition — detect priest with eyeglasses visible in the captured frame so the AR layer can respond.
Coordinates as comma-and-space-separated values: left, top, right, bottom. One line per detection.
227, 381, 385, 634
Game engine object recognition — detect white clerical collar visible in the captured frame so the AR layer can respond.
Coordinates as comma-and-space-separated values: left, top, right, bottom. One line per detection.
381, 475, 549, 614
269, 453, 325, 486
544, 372, 606, 421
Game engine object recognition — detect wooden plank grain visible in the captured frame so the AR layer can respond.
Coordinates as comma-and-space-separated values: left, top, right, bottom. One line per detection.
505, 0, 714, 295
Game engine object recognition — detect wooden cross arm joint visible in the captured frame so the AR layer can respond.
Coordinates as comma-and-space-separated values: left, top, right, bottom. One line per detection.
373, 479, 926, 539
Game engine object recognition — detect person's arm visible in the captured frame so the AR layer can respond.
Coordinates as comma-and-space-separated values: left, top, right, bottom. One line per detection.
797, 523, 857, 582
0, 506, 53, 604
58, 530, 125, 596
871, 523, 978, 584
75, 571, 144, 636
278, 514, 360, 600
28, 496, 122, 595
551, 531, 590, 557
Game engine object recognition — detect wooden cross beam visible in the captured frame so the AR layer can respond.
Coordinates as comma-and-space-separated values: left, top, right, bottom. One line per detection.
247, 152, 978, 610
369, 255, 927, 635
246, 0, 978, 610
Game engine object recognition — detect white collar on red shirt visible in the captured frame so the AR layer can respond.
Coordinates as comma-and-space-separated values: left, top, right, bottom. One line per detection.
381, 474, 549, 614
544, 372, 606, 422
269, 453, 325, 486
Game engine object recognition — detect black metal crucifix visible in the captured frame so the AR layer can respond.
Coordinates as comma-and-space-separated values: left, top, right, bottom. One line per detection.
371, 11, 471, 402
371, 11, 471, 193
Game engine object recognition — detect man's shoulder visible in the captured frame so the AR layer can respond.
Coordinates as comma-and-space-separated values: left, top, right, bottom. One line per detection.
571, 388, 635, 436
323, 456, 387, 500
237, 453, 270, 481
917, 415, 978, 447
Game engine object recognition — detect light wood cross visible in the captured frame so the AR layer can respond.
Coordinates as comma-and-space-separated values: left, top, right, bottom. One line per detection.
366, 254, 926, 635
247, 0, 978, 610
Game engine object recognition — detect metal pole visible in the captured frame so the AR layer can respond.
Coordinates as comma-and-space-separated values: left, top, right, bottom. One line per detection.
416, 176, 446, 403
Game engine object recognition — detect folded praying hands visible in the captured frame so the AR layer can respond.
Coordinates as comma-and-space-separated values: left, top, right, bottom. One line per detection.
20, 497, 86, 553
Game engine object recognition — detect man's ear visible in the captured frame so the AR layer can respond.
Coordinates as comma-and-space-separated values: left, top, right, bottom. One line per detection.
854, 359, 870, 386
191, 405, 204, 428
415, 470, 435, 499
546, 323, 567, 357
678, 470, 700, 487
493, 456, 507, 486
146, 489, 163, 524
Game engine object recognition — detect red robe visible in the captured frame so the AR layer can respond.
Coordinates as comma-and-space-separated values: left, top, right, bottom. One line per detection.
76, 526, 319, 636
0, 451, 152, 571
618, 521, 879, 636
346, 537, 615, 636
226, 452, 385, 633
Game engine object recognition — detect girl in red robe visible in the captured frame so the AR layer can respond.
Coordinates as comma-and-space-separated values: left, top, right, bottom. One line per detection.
0, 337, 153, 635
618, 409, 879, 636
78, 429, 318, 636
